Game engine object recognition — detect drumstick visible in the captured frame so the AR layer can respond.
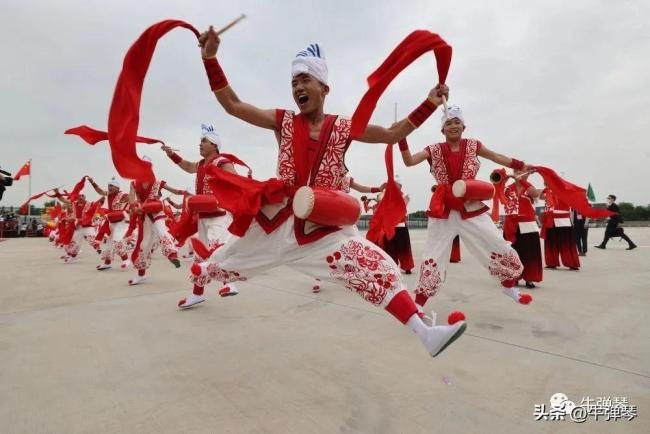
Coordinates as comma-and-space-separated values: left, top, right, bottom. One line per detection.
216, 14, 247, 36
442, 94, 449, 119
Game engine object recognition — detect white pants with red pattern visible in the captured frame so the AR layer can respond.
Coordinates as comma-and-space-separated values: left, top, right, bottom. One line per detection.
100, 221, 130, 264
415, 211, 523, 301
65, 226, 98, 257
133, 215, 178, 271
200, 219, 407, 310
190, 214, 234, 289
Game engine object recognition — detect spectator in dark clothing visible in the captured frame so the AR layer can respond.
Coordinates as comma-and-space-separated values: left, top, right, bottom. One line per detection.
572, 210, 589, 256
595, 195, 637, 250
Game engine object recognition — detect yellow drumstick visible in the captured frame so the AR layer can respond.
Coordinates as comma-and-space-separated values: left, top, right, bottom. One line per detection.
216, 14, 247, 36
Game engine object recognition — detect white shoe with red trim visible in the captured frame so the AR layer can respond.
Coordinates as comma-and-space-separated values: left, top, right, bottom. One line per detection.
178, 294, 207, 309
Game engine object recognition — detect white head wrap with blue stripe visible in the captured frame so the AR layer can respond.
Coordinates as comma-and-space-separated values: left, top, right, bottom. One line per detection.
201, 123, 222, 150
292, 43, 328, 85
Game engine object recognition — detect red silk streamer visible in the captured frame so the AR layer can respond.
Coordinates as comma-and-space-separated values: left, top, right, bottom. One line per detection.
427, 185, 448, 218
80, 198, 104, 226
491, 168, 508, 222
59, 220, 76, 245
49, 203, 62, 219
350, 30, 452, 138
204, 167, 288, 236
130, 214, 146, 263
534, 166, 614, 219
366, 144, 407, 245
167, 207, 198, 246
95, 219, 111, 242
19, 188, 61, 214
190, 237, 224, 260
219, 153, 253, 178
68, 176, 89, 201
107, 20, 200, 182
65, 125, 164, 146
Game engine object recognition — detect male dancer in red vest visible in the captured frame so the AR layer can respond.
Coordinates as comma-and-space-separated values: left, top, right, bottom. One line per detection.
162, 124, 241, 308
188, 28, 466, 358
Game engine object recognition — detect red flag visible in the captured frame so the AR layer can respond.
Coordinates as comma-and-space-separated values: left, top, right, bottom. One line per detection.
14, 161, 31, 181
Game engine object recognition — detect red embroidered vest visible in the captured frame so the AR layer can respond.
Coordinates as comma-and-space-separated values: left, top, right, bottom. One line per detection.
257, 109, 352, 244
426, 138, 487, 219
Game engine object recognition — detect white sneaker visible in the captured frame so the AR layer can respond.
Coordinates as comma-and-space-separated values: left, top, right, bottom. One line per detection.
178, 294, 206, 309
502, 287, 533, 305
120, 260, 132, 270
96, 263, 111, 271
64, 256, 78, 264
218, 283, 239, 297
128, 275, 147, 286
421, 322, 467, 357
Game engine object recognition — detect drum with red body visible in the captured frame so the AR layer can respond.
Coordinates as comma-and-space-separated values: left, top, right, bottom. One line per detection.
106, 210, 125, 223
187, 195, 220, 213
141, 200, 163, 215
452, 180, 495, 201
293, 186, 361, 226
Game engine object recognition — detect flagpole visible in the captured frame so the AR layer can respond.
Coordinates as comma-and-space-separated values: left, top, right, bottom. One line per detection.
28, 159, 32, 217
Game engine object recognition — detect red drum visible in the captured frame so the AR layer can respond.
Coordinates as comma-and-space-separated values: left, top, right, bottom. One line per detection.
452, 180, 495, 201
293, 186, 361, 226
141, 200, 163, 215
188, 195, 220, 213
106, 210, 125, 223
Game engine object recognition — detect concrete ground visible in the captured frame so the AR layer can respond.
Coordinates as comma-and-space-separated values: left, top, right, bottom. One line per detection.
0, 227, 648, 434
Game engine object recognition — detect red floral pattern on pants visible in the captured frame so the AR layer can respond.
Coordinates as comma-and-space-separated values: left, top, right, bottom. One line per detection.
159, 234, 177, 259
327, 240, 397, 306
199, 263, 248, 285
488, 250, 523, 283
133, 249, 152, 271
65, 240, 81, 257
414, 258, 443, 297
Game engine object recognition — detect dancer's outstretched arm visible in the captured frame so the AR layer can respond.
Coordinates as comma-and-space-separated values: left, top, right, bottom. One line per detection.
357, 84, 448, 144
199, 26, 276, 130
87, 178, 107, 196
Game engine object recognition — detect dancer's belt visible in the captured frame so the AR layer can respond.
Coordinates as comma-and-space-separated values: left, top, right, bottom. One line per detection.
292, 186, 361, 227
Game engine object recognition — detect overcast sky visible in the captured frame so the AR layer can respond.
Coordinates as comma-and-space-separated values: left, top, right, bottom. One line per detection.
1, 0, 648, 211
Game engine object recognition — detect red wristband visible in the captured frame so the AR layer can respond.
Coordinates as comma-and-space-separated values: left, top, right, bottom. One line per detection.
398, 138, 409, 151
370, 187, 381, 193
169, 152, 183, 164
203, 57, 229, 92
510, 158, 525, 170
407, 98, 436, 128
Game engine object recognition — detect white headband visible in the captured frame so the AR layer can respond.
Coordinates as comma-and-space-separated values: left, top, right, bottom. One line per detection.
201, 123, 221, 150
441, 104, 465, 127
108, 176, 121, 188
292, 43, 328, 85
